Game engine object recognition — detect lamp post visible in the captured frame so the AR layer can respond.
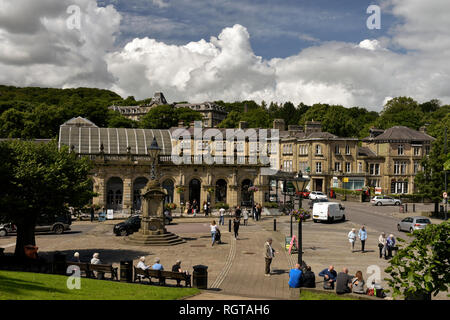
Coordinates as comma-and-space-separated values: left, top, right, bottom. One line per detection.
291, 171, 310, 266
149, 137, 161, 180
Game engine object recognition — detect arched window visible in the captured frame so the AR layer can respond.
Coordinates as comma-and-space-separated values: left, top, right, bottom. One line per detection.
215, 179, 227, 203
106, 177, 123, 211
241, 179, 254, 207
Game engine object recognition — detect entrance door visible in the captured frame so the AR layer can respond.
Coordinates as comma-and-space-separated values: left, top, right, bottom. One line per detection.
314, 179, 323, 192
189, 179, 201, 205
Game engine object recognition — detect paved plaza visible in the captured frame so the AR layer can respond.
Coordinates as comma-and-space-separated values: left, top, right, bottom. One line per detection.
0, 202, 447, 300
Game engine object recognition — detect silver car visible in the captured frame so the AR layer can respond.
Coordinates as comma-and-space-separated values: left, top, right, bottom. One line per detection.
371, 196, 402, 206
397, 216, 431, 233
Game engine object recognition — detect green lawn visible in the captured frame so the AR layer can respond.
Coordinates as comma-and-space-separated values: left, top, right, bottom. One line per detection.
0, 271, 200, 300
299, 290, 358, 300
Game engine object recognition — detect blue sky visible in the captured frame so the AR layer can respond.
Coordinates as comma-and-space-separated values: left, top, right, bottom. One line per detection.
98, 0, 396, 59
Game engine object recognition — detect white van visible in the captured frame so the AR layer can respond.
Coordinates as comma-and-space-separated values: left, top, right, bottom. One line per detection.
312, 202, 345, 223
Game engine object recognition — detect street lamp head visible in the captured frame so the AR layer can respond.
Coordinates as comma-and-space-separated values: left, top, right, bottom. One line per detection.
149, 137, 161, 160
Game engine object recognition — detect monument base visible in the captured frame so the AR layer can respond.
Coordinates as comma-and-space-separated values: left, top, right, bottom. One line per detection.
124, 231, 186, 246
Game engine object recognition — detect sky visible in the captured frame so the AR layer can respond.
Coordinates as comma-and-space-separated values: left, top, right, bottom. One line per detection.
0, 0, 449, 111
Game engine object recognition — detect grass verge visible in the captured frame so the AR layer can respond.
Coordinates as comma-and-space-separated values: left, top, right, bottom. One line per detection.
0, 270, 200, 300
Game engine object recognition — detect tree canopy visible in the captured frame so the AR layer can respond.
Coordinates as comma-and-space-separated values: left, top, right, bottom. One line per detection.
0, 140, 94, 257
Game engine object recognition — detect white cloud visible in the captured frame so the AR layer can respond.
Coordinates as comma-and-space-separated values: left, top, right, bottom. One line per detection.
1, 0, 450, 111
0, 0, 121, 88
152, 0, 170, 8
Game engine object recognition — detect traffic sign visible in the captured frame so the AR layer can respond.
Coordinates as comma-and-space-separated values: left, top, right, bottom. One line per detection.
343, 177, 349, 183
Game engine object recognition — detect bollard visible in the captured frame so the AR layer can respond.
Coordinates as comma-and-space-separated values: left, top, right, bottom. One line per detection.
405, 203, 408, 212
274, 219, 276, 231
228, 219, 231, 233
413, 203, 416, 212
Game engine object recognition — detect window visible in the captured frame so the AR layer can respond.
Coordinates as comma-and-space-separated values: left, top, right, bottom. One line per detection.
299, 161, 308, 173
425, 145, 430, 155
345, 145, 350, 155
316, 162, 322, 173
283, 160, 293, 172
414, 147, 420, 156
392, 181, 408, 194
283, 144, 293, 155
369, 163, 380, 175
335, 145, 340, 155
315, 145, 322, 155
369, 179, 380, 187
345, 162, 351, 173
398, 145, 404, 155
358, 162, 363, 173
414, 160, 420, 173
334, 162, 342, 172
299, 145, 308, 155
394, 161, 407, 175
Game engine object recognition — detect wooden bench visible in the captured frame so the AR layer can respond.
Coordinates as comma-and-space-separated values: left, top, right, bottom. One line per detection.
89, 264, 118, 281
160, 270, 191, 287
65, 261, 91, 277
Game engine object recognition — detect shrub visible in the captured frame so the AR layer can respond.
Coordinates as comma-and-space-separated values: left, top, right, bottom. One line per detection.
214, 202, 229, 210
263, 202, 278, 208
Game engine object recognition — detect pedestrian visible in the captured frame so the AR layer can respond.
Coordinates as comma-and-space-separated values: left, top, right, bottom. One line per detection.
335, 267, 353, 294
301, 266, 316, 288
210, 220, 217, 246
243, 208, 249, 226
219, 207, 225, 225
288, 263, 303, 288
193, 199, 198, 216
352, 271, 366, 294
264, 238, 275, 276
90, 205, 95, 222
257, 203, 262, 221
358, 225, 368, 252
233, 216, 240, 239
318, 265, 337, 290
235, 206, 242, 218
378, 232, 387, 259
203, 201, 208, 216
348, 228, 357, 252
386, 234, 396, 258
252, 204, 257, 221
91, 253, 103, 279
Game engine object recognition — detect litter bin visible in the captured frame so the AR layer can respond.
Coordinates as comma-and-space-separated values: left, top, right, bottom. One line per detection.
399, 205, 404, 213
53, 252, 67, 275
120, 260, 133, 283
192, 265, 208, 289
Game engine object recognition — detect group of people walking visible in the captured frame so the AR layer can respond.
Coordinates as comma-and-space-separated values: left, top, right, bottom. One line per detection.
347, 225, 396, 258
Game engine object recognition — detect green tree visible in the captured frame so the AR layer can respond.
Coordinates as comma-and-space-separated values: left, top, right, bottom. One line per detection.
0, 140, 94, 257
375, 97, 423, 130
384, 221, 450, 299
107, 112, 138, 128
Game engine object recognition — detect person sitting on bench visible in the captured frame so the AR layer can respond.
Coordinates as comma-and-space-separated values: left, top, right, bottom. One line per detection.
318, 265, 337, 290
336, 267, 353, 294
172, 260, 189, 287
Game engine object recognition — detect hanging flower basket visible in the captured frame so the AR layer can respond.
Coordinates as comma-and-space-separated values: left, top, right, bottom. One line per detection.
206, 187, 215, 194
290, 208, 311, 222
248, 186, 258, 192
176, 187, 185, 194
165, 203, 177, 210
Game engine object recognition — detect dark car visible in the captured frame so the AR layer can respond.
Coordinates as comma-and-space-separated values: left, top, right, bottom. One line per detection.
114, 215, 141, 236
0, 213, 71, 237
113, 213, 173, 236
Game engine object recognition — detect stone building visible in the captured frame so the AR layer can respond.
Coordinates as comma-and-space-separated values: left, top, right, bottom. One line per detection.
108, 92, 228, 127
58, 117, 276, 214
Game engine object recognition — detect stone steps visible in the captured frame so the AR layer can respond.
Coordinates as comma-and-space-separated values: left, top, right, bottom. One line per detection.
124, 232, 186, 246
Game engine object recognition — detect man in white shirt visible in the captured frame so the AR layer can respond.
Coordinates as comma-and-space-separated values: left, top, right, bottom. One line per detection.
219, 207, 225, 225
137, 256, 150, 270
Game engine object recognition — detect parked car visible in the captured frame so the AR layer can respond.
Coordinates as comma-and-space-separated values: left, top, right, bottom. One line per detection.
114, 215, 141, 236
308, 198, 329, 209
309, 191, 328, 200
0, 214, 71, 237
113, 212, 173, 236
371, 196, 402, 206
397, 216, 431, 233
297, 191, 310, 199
312, 202, 345, 223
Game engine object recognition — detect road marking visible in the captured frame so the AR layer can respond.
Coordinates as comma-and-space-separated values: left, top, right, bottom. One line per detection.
210, 234, 236, 289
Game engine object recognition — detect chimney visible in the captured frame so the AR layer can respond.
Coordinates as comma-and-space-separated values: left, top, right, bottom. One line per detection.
304, 121, 322, 134
239, 121, 248, 129
273, 119, 285, 131
178, 120, 184, 127
288, 125, 303, 136
369, 127, 384, 138
419, 126, 427, 134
